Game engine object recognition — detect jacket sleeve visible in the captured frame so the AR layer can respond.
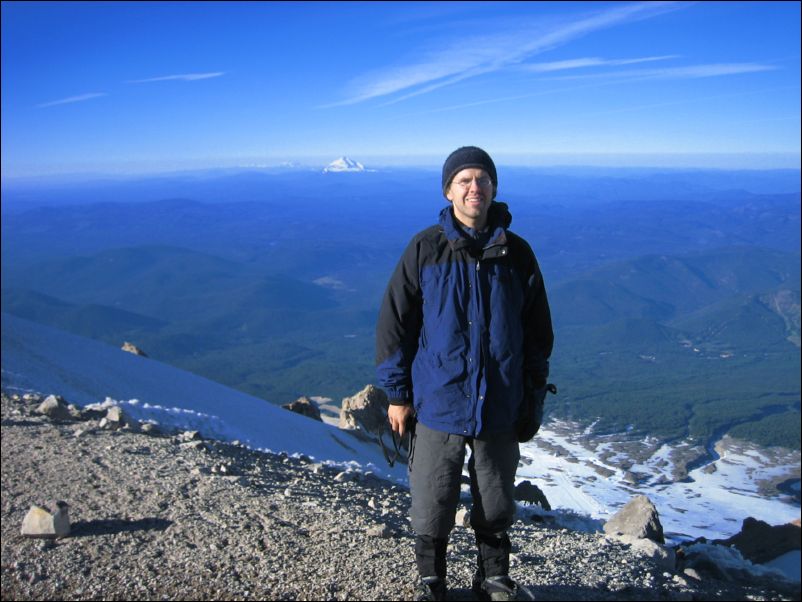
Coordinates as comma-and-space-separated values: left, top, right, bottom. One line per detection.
376, 237, 423, 404
522, 252, 554, 389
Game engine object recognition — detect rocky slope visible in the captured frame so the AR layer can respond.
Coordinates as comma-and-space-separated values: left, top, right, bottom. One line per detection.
1, 392, 798, 601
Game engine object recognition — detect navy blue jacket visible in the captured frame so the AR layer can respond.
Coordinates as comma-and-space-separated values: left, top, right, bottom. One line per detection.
376, 202, 553, 437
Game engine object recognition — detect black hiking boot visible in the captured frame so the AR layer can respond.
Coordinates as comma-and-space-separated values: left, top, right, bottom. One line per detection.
471, 570, 519, 601
417, 575, 447, 601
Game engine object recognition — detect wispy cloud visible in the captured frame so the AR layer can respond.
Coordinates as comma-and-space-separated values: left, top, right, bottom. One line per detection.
549, 63, 778, 82
36, 93, 107, 109
378, 55, 678, 106
127, 72, 225, 84
387, 72, 789, 122
521, 55, 679, 73
326, 1, 685, 107
34, 72, 224, 109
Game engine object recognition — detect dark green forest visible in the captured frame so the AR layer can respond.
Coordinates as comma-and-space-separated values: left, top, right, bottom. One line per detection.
2, 168, 800, 450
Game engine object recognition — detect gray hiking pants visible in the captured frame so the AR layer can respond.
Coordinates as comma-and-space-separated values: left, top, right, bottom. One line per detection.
408, 421, 520, 539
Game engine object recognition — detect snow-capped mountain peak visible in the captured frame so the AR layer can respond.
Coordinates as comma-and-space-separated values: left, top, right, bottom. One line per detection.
323, 156, 365, 173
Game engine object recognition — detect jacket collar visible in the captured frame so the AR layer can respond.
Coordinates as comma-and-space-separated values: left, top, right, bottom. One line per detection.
439, 201, 511, 254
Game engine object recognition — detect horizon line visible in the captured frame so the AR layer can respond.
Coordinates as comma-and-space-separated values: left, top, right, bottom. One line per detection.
2, 152, 801, 182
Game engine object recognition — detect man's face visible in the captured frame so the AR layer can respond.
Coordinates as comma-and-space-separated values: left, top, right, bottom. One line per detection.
446, 167, 494, 229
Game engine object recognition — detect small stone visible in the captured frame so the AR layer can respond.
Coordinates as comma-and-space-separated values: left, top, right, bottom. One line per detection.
21, 502, 70, 538
455, 507, 470, 528
36, 395, 72, 421
121, 342, 148, 357
106, 405, 125, 426
366, 524, 392, 538
282, 397, 322, 422
28, 572, 44, 585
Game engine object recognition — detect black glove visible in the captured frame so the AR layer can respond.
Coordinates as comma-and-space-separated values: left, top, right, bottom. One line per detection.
517, 383, 557, 442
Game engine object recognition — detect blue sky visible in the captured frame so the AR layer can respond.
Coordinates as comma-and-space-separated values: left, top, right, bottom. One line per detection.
1, 1, 800, 177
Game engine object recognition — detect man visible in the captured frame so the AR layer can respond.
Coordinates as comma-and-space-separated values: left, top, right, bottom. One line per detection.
376, 146, 554, 601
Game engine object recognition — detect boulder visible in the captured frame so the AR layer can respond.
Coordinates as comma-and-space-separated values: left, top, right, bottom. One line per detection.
514, 480, 551, 510
35, 395, 72, 421
21, 501, 71, 538
100, 405, 128, 430
339, 385, 389, 433
121, 342, 148, 357
107, 405, 125, 423
282, 396, 322, 422
603, 494, 665, 544
715, 517, 801, 564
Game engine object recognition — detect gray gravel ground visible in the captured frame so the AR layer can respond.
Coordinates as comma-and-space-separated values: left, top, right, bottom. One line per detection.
1, 392, 798, 601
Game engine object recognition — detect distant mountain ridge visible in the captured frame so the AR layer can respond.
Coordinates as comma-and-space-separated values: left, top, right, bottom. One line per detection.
1, 169, 798, 450
551, 246, 800, 327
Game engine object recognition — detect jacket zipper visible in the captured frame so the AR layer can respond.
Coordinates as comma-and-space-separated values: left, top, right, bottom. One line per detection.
470, 257, 481, 434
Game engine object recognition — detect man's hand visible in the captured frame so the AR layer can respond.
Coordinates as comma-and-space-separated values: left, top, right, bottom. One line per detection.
388, 404, 415, 437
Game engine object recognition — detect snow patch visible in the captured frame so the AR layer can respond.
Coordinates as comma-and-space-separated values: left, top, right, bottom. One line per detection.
1, 313, 406, 482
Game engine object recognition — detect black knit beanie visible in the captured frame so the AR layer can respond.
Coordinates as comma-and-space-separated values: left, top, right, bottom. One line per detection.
441, 146, 497, 196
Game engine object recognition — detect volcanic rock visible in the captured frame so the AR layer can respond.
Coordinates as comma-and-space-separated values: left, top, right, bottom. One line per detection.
282, 396, 322, 422
604, 495, 665, 544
